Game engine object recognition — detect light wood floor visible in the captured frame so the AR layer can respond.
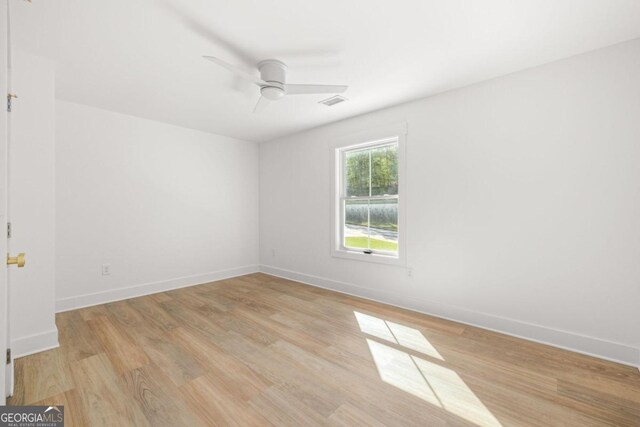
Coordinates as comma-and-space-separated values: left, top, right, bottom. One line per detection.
8, 273, 640, 426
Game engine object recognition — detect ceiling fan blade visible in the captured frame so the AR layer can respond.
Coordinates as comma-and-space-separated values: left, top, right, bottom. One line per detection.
203, 56, 266, 86
253, 96, 270, 113
284, 84, 348, 95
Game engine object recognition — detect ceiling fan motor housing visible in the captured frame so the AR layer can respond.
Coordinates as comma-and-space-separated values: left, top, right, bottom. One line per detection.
258, 59, 287, 99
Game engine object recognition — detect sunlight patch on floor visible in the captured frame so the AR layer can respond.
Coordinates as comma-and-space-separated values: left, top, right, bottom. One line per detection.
355, 311, 502, 427
367, 339, 440, 405
367, 339, 502, 427
354, 311, 443, 360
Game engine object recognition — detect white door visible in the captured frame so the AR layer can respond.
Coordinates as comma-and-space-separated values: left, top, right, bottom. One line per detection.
1, 0, 10, 405
1, 0, 28, 402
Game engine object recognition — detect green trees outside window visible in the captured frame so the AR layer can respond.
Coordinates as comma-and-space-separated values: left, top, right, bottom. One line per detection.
345, 144, 398, 198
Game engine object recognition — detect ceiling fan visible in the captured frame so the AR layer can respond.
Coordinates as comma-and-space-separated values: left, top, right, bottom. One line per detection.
203, 56, 348, 113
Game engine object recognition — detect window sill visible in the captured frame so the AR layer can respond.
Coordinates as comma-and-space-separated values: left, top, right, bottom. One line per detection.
331, 248, 405, 266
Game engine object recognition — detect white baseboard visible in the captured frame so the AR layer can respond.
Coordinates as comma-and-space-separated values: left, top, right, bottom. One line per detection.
260, 265, 640, 368
12, 328, 59, 359
56, 265, 260, 313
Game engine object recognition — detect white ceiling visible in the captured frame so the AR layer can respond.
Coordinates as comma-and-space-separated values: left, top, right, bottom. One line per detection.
12, 0, 640, 142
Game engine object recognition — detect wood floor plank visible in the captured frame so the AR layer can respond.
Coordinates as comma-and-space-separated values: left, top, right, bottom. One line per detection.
233, 306, 329, 353
31, 389, 89, 427
214, 312, 281, 347
8, 348, 74, 405
77, 304, 110, 321
87, 316, 150, 374
9, 273, 640, 426
168, 286, 228, 315
126, 296, 179, 332
121, 363, 205, 427
136, 332, 207, 387
217, 331, 348, 418
70, 353, 150, 426
103, 302, 208, 387
556, 379, 640, 427
328, 403, 387, 427
179, 374, 273, 426
248, 385, 328, 427
168, 327, 272, 400
159, 297, 227, 338
56, 310, 103, 363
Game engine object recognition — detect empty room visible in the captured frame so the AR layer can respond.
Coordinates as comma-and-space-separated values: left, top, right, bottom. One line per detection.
0, 0, 639, 425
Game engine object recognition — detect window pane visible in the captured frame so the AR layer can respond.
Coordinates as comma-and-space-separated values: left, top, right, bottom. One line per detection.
344, 199, 369, 250
344, 198, 398, 253
371, 144, 398, 196
345, 149, 370, 197
369, 198, 398, 252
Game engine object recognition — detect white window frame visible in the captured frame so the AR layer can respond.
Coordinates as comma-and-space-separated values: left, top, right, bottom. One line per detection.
330, 122, 407, 266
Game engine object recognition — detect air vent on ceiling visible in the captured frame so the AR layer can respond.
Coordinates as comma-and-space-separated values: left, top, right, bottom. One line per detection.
319, 95, 347, 106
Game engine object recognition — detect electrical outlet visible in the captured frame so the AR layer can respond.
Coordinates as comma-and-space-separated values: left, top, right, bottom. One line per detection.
271, 248, 276, 257
102, 264, 111, 276
406, 268, 413, 278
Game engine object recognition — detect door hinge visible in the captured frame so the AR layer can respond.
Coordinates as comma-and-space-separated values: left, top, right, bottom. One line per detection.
7, 93, 17, 112
6, 348, 10, 365
7, 222, 11, 238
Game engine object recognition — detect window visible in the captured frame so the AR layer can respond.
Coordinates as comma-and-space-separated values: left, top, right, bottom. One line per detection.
331, 124, 406, 265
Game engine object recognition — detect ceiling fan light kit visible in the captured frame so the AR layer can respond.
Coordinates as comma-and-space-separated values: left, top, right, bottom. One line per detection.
203, 56, 348, 112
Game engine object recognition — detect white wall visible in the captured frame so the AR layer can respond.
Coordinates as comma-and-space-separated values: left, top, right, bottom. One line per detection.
9, 50, 58, 358
55, 101, 260, 311
260, 39, 640, 366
